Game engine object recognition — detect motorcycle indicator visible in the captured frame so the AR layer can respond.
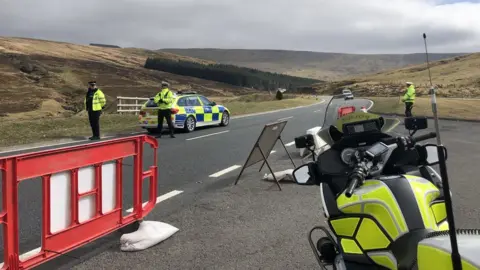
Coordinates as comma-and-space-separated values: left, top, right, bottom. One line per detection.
340, 148, 356, 166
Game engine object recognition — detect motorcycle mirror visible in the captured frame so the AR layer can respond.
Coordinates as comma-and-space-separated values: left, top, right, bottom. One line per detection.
292, 164, 312, 185
424, 143, 448, 166
294, 134, 314, 149
405, 116, 428, 131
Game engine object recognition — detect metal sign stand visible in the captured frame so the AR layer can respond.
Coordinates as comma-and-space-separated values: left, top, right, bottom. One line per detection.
234, 120, 295, 191
258, 136, 296, 173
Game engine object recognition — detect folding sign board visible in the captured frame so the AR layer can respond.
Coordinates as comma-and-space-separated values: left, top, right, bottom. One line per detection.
234, 120, 295, 190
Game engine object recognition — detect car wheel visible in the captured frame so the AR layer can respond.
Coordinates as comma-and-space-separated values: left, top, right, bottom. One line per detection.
220, 111, 230, 126
184, 116, 196, 133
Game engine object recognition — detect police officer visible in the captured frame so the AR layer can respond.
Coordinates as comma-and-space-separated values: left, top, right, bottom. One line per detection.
154, 81, 175, 138
402, 82, 416, 117
84, 81, 106, 140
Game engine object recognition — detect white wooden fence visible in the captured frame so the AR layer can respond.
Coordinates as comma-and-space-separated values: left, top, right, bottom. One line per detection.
117, 96, 150, 115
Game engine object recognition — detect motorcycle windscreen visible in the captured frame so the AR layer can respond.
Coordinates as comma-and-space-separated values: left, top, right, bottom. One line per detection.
319, 95, 399, 136
381, 118, 400, 133
321, 95, 378, 129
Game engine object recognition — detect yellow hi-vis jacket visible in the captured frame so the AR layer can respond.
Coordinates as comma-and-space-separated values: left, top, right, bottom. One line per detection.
154, 88, 174, 110
402, 85, 416, 103
84, 89, 106, 111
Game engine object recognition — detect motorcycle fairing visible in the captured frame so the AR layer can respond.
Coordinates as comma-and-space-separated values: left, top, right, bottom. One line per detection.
417, 234, 480, 270
321, 175, 447, 268
334, 112, 384, 133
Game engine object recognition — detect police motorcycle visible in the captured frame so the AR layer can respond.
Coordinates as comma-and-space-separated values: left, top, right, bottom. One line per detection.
292, 93, 480, 270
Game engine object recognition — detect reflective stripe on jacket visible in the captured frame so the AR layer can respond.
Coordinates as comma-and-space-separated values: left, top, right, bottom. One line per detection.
84, 89, 106, 111
402, 85, 416, 103
154, 88, 174, 110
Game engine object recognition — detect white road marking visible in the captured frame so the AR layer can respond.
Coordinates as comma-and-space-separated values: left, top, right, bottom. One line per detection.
126, 190, 184, 213
385, 119, 401, 132
366, 100, 374, 111
186, 130, 230, 141
209, 165, 241, 177
0, 247, 42, 266
285, 141, 295, 147
277, 116, 293, 121
313, 109, 322, 113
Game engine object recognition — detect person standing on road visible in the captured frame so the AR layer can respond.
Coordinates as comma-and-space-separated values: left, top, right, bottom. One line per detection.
402, 82, 415, 117
154, 81, 175, 138
84, 81, 106, 140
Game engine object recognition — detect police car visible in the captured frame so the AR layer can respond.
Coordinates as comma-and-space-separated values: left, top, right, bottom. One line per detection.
138, 91, 231, 134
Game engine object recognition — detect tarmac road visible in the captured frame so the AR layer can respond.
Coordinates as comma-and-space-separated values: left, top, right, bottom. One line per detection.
64, 114, 480, 270
0, 97, 373, 265
3, 97, 480, 269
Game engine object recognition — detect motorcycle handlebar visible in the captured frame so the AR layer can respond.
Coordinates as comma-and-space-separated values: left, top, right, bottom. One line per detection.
381, 132, 437, 145
345, 175, 360, 198
344, 132, 437, 198
413, 132, 437, 142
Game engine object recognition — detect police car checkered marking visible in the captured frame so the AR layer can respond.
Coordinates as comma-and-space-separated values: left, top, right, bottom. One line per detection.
175, 114, 187, 121
203, 106, 212, 113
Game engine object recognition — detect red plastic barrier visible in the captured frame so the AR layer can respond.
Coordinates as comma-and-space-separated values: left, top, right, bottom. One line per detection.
338, 106, 356, 118
0, 135, 158, 269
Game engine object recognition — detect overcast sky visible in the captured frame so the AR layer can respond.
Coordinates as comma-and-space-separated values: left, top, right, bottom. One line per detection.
1, 0, 480, 54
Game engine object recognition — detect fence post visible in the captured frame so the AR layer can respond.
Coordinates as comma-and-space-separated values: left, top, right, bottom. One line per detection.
117, 97, 122, 115
135, 98, 138, 116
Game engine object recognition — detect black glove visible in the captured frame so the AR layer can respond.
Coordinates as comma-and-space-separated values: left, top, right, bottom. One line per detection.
397, 136, 414, 151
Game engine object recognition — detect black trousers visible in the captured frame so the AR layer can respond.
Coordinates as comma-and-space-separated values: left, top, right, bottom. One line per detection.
158, 109, 175, 135
405, 102, 413, 117
88, 110, 101, 137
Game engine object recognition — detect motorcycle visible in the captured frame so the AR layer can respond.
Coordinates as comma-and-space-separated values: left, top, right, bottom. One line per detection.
292, 94, 480, 270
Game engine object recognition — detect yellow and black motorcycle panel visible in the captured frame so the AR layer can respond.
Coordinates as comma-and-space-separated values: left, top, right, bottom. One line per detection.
418, 233, 480, 270
327, 174, 447, 269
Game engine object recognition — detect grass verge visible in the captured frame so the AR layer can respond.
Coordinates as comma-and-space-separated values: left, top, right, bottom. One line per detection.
368, 97, 480, 121
0, 96, 319, 148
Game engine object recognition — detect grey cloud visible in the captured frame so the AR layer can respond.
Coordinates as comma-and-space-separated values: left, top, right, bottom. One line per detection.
1, 0, 479, 53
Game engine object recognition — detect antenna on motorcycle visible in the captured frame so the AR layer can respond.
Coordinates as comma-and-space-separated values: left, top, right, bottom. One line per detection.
423, 33, 462, 270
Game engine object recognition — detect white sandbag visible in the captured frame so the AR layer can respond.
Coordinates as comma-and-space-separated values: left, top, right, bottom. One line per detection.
262, 169, 294, 182
120, 220, 179, 252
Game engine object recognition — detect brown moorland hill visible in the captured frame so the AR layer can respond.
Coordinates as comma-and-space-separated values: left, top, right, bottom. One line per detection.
314, 53, 480, 98
160, 48, 465, 81
0, 37, 254, 120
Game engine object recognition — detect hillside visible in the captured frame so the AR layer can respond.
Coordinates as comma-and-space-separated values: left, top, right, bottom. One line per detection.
160, 48, 466, 80
143, 58, 321, 91
0, 37, 257, 120
314, 53, 480, 98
